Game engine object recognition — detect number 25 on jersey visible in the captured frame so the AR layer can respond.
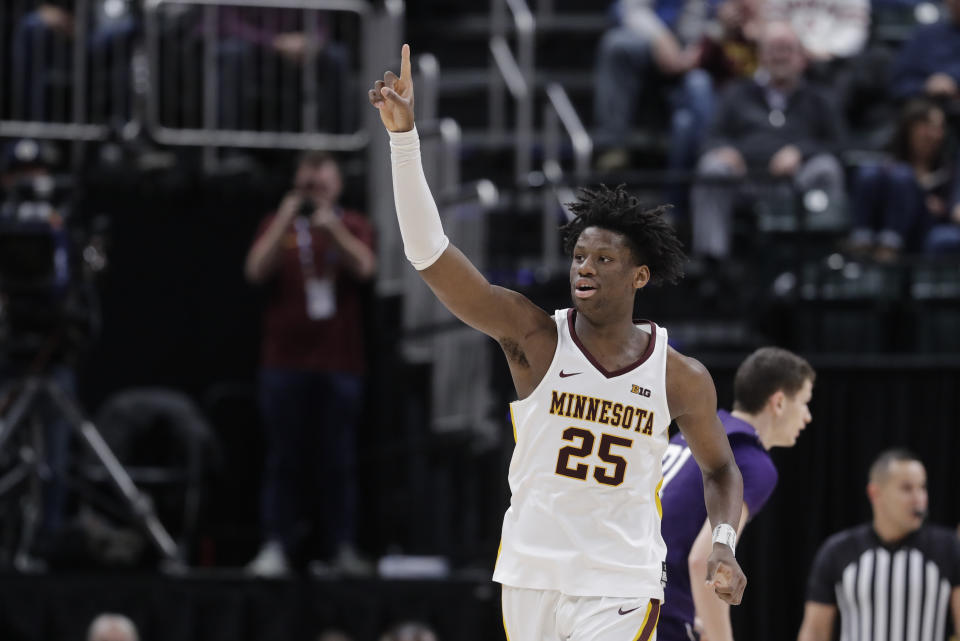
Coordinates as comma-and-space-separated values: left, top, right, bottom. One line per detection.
555, 427, 633, 487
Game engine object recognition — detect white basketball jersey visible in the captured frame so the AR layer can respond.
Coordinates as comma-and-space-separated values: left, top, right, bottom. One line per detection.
493, 308, 671, 599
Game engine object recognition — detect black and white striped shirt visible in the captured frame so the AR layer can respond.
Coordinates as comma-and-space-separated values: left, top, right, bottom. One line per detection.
806, 524, 960, 641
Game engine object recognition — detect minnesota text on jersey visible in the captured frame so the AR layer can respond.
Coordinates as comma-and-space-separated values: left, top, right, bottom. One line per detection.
549, 390, 656, 435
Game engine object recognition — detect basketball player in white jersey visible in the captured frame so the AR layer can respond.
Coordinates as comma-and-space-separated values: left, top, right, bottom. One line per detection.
369, 45, 747, 641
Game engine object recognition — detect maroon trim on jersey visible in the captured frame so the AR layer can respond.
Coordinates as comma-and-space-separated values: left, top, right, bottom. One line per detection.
567, 309, 658, 379
638, 599, 660, 640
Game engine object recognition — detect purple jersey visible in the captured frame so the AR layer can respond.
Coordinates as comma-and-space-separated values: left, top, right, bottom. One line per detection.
658, 410, 778, 633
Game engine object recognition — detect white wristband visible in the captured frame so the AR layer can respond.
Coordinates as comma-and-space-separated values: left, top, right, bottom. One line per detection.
712, 523, 737, 554
388, 126, 450, 270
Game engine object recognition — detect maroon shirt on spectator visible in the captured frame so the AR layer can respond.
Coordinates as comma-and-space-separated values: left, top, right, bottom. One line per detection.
255, 209, 373, 374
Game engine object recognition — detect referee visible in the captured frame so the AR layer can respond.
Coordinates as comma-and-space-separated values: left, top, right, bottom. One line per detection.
797, 449, 960, 641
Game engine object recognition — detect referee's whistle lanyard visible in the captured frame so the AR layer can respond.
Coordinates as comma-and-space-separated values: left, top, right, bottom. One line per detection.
294, 210, 340, 320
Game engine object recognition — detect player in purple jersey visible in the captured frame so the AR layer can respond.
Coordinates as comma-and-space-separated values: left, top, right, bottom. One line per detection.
659, 347, 815, 641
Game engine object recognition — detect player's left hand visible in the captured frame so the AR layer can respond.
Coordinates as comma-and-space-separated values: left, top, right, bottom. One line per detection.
705, 543, 746, 605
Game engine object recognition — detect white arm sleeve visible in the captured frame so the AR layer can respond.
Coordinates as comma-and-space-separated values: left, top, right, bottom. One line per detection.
389, 127, 450, 270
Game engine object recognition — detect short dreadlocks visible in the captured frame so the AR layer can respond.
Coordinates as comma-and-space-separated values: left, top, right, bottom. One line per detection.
560, 185, 686, 286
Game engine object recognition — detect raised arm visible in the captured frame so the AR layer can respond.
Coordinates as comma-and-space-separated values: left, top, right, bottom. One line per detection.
667, 350, 746, 605
369, 45, 556, 394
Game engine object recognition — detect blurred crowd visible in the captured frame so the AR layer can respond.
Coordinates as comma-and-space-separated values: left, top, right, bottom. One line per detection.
595, 0, 960, 261
2, 0, 959, 263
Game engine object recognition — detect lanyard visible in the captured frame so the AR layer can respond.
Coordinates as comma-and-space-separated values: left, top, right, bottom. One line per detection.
292, 213, 339, 321
293, 216, 318, 279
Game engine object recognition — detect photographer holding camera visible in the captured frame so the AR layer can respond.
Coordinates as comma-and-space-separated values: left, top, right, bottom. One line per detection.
244, 151, 376, 577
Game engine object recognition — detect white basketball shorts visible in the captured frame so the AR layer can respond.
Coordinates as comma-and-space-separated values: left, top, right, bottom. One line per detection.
501, 585, 660, 641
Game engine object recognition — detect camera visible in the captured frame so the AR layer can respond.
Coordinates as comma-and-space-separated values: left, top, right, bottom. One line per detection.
0, 161, 103, 365
297, 197, 316, 218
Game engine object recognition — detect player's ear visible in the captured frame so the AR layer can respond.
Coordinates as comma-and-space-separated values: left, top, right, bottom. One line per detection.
768, 390, 786, 416
634, 264, 651, 290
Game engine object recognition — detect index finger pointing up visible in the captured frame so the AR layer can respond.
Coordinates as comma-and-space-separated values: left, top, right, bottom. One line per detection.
400, 43, 412, 82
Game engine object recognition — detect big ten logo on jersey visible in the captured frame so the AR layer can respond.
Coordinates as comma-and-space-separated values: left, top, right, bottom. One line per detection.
630, 384, 651, 397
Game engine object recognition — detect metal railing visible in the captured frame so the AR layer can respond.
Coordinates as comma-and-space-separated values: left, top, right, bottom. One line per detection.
489, 0, 534, 184
402, 113, 499, 440
0, 0, 129, 144
1, 1, 402, 160
541, 82, 592, 270
365, 0, 405, 295
417, 52, 464, 208
543, 83, 592, 182
143, 0, 371, 151
373, 51, 500, 439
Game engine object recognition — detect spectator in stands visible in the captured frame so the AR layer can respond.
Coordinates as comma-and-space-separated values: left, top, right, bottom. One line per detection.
244, 151, 376, 577
925, 162, 960, 255
216, 8, 351, 133
87, 613, 139, 641
695, 0, 763, 90
847, 98, 960, 260
667, 0, 764, 216
690, 20, 846, 259
764, 0, 875, 132
593, 0, 722, 171
380, 621, 438, 641
889, 0, 960, 104
11, 1, 139, 122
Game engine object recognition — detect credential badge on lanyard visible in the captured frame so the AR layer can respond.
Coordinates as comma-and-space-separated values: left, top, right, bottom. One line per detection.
294, 217, 336, 320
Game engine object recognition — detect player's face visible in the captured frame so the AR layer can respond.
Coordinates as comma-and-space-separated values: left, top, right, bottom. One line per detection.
772, 378, 813, 446
569, 227, 646, 314
873, 461, 928, 536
